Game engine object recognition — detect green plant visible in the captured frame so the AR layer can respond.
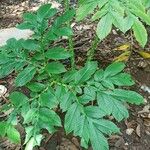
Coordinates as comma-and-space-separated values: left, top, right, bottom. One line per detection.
0, 3, 144, 150
77, 0, 150, 47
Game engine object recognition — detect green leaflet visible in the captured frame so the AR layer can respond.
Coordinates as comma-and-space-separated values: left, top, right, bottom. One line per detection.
96, 13, 113, 40
79, 86, 96, 104
62, 70, 77, 83
17, 22, 34, 30
76, 0, 99, 21
94, 69, 104, 81
92, 119, 120, 135
97, 92, 129, 121
0, 122, 8, 137
22, 39, 39, 51
75, 61, 98, 84
39, 88, 58, 109
59, 91, 74, 112
15, 66, 36, 87
45, 47, 71, 60
7, 125, 21, 144
104, 62, 125, 77
109, 73, 135, 86
45, 62, 66, 74
37, 4, 57, 21
84, 106, 106, 118
88, 118, 119, 150
53, 9, 75, 27
0, 122, 20, 144
0, 54, 10, 64
54, 27, 73, 36
88, 121, 109, 150
9, 91, 29, 108
26, 82, 45, 92
0, 61, 17, 78
23, 108, 37, 124
132, 19, 148, 47
108, 89, 144, 105
65, 103, 81, 134
39, 108, 61, 127
22, 12, 37, 23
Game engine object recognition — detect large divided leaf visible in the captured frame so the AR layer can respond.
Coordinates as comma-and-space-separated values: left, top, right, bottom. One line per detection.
77, 0, 150, 47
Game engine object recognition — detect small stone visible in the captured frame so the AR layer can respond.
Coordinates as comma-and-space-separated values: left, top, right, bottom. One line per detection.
0, 85, 7, 97
126, 128, 134, 135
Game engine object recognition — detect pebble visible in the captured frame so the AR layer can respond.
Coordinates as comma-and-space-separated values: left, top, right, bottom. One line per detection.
0, 85, 7, 97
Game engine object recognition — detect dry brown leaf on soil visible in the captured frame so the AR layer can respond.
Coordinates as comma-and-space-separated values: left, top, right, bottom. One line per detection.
136, 124, 141, 137
144, 118, 150, 127
138, 105, 150, 114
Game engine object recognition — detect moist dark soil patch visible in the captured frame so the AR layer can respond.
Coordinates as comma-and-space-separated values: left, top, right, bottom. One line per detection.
0, 0, 150, 150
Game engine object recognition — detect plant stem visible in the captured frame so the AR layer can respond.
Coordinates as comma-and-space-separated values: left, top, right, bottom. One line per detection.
64, 0, 69, 10
64, 0, 75, 69
87, 35, 99, 61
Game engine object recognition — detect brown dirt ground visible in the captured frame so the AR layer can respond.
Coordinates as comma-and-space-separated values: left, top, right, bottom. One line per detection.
0, 0, 150, 150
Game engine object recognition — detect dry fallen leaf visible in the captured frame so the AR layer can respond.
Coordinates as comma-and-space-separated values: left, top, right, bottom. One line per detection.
114, 55, 129, 62
138, 105, 150, 114
138, 51, 150, 59
114, 51, 131, 62
144, 118, 150, 127
136, 124, 141, 137
114, 44, 130, 51
115, 137, 125, 148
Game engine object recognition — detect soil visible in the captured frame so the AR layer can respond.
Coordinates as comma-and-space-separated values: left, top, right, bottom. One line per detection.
0, 0, 150, 150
